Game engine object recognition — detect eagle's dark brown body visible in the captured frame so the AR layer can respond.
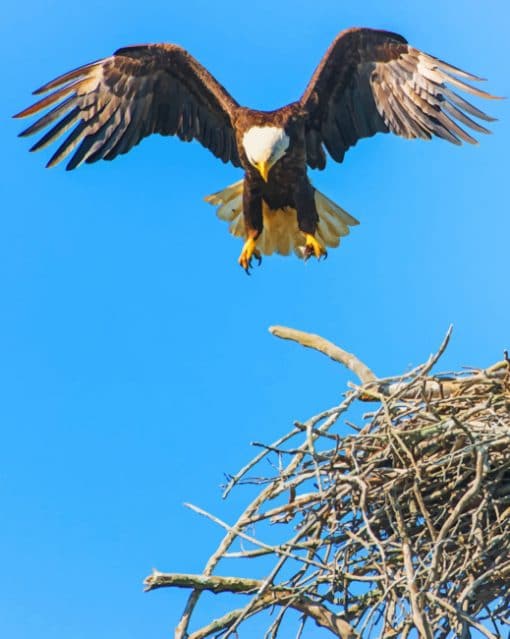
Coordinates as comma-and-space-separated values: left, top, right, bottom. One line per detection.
15, 28, 498, 269
236, 107, 305, 205
234, 106, 319, 240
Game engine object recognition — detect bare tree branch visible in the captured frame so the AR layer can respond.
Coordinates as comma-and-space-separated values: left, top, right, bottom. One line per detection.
145, 571, 358, 639
269, 325, 376, 384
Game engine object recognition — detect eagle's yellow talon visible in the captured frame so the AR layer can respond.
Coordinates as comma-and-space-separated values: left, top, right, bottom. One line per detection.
238, 237, 261, 272
304, 234, 327, 261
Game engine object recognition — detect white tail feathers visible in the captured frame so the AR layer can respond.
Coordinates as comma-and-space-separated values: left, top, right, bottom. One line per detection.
204, 180, 359, 257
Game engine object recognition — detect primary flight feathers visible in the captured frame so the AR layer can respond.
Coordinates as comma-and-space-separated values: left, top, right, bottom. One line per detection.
15, 27, 498, 270
16, 45, 242, 169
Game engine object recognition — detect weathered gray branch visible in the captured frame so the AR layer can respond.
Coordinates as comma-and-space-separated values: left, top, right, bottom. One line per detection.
145, 571, 358, 639
269, 325, 376, 384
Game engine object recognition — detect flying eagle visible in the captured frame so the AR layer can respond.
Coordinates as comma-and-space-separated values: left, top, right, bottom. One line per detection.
15, 27, 497, 271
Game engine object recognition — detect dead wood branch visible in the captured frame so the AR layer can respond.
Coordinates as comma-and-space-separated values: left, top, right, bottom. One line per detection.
145, 571, 357, 639
269, 325, 377, 384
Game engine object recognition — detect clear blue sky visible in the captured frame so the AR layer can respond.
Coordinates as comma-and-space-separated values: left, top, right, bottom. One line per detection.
1, 1, 508, 637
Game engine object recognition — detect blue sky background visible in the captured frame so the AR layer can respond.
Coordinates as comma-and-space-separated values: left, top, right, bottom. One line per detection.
1, 1, 508, 637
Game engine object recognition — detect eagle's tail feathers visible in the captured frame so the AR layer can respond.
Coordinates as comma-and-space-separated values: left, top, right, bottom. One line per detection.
205, 181, 359, 258
204, 180, 244, 219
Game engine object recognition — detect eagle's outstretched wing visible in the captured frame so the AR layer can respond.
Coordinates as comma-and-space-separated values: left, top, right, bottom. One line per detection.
301, 28, 499, 169
14, 44, 241, 169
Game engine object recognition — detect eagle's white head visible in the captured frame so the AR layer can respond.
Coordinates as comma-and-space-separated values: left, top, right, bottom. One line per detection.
242, 126, 290, 182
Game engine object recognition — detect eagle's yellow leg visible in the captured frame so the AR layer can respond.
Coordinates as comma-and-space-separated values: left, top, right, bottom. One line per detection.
304, 234, 327, 260
238, 237, 262, 272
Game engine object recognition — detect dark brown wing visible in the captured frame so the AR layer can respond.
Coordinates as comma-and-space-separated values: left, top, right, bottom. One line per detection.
14, 44, 241, 169
300, 27, 499, 169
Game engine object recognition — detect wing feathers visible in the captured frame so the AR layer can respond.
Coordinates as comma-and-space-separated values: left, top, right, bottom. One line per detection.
67, 108, 124, 169
441, 100, 490, 134
389, 73, 461, 142
19, 95, 76, 138
32, 61, 102, 95
415, 55, 495, 100
15, 45, 241, 169
47, 120, 89, 168
442, 87, 496, 123
47, 100, 118, 168
29, 107, 81, 153
15, 78, 86, 120
424, 54, 485, 82
301, 28, 498, 167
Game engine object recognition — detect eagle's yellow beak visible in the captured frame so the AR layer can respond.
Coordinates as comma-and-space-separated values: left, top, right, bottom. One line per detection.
256, 161, 270, 182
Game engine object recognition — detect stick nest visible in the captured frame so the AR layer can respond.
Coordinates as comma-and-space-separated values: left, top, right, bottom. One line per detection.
145, 327, 510, 639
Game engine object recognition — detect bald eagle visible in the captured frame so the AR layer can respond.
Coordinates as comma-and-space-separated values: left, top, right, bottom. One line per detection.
15, 27, 497, 271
